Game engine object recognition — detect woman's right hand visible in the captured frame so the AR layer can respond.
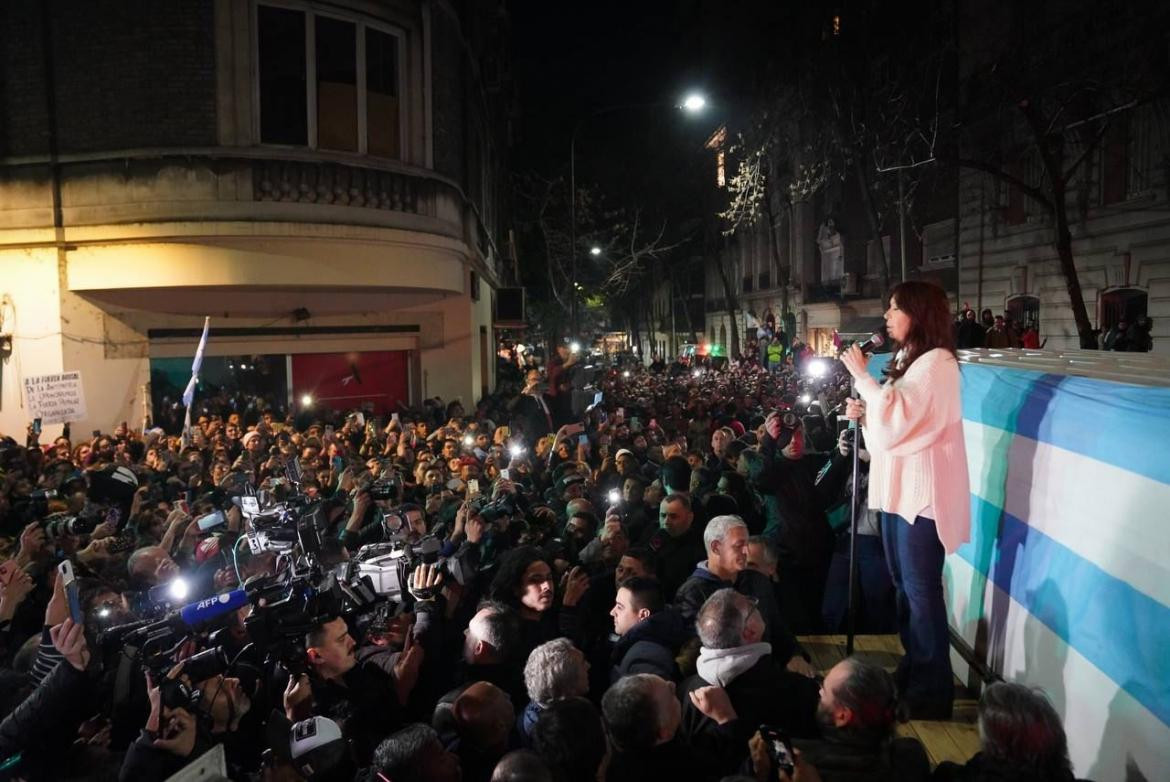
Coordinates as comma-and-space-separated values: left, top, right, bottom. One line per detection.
843, 397, 866, 423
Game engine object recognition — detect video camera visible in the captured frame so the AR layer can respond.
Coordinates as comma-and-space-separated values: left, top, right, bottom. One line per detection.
348, 534, 445, 603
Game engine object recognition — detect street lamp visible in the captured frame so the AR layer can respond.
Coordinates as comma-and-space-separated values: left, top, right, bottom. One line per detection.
682, 92, 707, 113
590, 245, 602, 256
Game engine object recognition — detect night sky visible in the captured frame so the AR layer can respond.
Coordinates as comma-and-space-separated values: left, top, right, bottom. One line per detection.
509, 0, 742, 224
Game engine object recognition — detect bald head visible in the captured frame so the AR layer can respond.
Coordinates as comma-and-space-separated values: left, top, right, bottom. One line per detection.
454, 681, 515, 751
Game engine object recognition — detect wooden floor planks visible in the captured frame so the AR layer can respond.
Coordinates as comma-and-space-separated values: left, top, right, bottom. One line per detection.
798, 633, 981, 769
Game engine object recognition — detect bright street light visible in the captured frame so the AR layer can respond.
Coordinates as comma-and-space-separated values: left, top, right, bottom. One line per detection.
682, 93, 707, 113
590, 246, 602, 256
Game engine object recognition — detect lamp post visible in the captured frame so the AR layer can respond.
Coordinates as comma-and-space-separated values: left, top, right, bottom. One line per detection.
568, 93, 707, 336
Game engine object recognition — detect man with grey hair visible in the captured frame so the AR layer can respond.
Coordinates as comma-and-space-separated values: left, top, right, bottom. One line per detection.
674, 515, 811, 676
679, 589, 820, 777
517, 638, 589, 746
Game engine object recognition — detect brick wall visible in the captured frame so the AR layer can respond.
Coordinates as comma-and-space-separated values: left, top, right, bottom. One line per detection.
0, 0, 217, 157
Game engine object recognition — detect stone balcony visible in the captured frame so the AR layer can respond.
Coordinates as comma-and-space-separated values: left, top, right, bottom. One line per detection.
0, 147, 485, 262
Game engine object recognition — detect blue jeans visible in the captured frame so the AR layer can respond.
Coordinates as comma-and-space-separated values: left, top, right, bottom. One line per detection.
880, 512, 954, 710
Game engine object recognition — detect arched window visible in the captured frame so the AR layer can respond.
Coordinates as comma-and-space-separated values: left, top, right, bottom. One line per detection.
1100, 287, 1148, 330
1005, 295, 1040, 331
719, 323, 727, 349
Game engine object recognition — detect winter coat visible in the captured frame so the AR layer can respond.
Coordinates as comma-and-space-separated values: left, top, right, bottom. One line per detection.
794, 733, 932, 782
672, 563, 800, 664
648, 522, 707, 602
680, 651, 820, 777
931, 752, 1080, 782
610, 607, 690, 682
0, 660, 98, 779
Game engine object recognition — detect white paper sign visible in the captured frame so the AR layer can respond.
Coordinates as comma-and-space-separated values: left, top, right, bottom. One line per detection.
23, 371, 88, 425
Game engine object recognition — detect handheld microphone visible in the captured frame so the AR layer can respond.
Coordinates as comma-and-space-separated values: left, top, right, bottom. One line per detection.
106, 587, 251, 646
856, 331, 886, 355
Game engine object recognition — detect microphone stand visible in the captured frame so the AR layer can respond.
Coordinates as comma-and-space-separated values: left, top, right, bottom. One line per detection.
845, 375, 861, 657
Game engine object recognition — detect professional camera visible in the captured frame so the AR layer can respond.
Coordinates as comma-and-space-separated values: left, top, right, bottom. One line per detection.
472, 490, 525, 525
367, 473, 402, 502
244, 566, 378, 674
40, 511, 100, 540
350, 535, 445, 603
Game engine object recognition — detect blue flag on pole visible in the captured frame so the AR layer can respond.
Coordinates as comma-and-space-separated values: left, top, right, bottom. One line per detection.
182, 317, 210, 408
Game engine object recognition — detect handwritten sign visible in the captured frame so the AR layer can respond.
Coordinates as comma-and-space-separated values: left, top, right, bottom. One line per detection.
23, 371, 87, 425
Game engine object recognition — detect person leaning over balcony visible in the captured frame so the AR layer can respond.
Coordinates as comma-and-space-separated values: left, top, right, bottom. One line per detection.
840, 280, 970, 720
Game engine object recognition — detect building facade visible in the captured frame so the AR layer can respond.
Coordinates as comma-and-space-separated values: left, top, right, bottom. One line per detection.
955, 1, 1170, 352
0, 0, 512, 436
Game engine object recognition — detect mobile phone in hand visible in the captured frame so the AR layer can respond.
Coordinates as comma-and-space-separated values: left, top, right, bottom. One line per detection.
32, 418, 42, 436
467, 479, 480, 498
58, 560, 84, 625
759, 725, 795, 776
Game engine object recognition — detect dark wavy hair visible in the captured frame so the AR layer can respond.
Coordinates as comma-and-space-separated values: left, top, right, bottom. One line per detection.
489, 545, 553, 608
885, 280, 957, 382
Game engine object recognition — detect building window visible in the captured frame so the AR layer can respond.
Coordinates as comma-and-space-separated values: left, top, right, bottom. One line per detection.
366, 28, 401, 158
257, 3, 403, 158
715, 150, 726, 188
1101, 116, 1129, 205
1099, 287, 1147, 331
316, 16, 358, 151
1005, 295, 1040, 332
258, 6, 308, 145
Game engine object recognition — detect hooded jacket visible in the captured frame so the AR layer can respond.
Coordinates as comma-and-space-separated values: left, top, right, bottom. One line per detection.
680, 648, 820, 775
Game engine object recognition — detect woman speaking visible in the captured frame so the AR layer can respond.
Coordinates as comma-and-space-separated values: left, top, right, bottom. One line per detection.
840, 280, 970, 719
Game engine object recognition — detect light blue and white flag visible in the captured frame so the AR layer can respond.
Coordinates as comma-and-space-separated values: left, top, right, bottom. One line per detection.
868, 353, 1170, 782
181, 317, 210, 448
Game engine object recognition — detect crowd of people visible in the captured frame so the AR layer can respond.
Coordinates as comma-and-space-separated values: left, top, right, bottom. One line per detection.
0, 335, 1086, 781
953, 303, 1154, 352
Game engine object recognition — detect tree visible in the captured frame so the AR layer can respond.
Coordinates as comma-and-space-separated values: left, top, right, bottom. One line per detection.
948, 0, 1169, 348
515, 172, 689, 352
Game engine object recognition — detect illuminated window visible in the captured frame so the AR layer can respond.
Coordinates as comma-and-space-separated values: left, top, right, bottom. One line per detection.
832, 14, 841, 36
716, 150, 726, 187
257, 4, 403, 158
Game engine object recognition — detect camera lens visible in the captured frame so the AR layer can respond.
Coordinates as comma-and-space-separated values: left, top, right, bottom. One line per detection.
182, 646, 231, 683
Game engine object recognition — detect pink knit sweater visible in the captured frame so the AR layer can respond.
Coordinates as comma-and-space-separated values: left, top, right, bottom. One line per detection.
857, 348, 971, 553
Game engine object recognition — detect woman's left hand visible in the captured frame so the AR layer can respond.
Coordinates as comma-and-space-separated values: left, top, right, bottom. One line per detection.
839, 344, 869, 380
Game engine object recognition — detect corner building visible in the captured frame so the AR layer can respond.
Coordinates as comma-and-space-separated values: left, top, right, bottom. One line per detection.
0, 0, 512, 435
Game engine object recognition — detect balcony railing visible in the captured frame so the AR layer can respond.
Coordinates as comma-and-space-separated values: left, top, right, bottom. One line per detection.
252, 157, 435, 215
